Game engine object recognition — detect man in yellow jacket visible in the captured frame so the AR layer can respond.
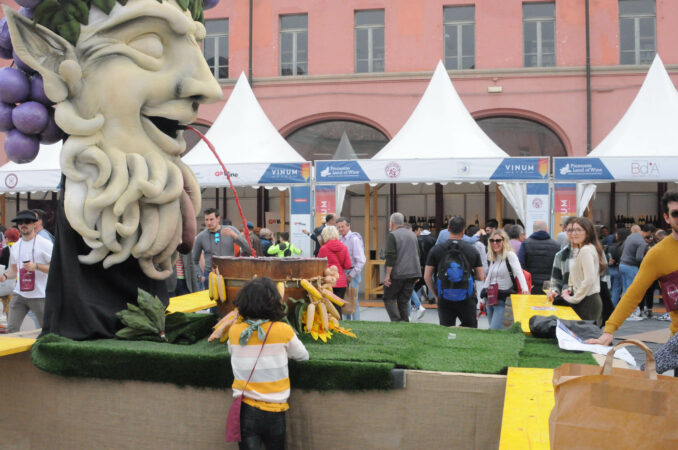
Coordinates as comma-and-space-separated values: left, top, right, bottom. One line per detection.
587, 191, 678, 346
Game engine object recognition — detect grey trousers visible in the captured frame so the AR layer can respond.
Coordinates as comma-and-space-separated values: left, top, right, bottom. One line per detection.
7, 293, 45, 333
383, 277, 417, 322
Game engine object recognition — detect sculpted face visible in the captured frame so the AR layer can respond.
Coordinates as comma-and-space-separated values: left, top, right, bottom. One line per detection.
5, 0, 222, 279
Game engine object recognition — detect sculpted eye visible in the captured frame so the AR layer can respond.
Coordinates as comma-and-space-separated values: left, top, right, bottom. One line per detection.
128, 33, 164, 58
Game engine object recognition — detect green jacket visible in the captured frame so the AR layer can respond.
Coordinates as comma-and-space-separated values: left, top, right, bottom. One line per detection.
267, 242, 302, 257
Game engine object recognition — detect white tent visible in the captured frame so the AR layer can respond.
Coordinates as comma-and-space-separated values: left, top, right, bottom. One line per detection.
183, 72, 307, 188
573, 54, 678, 214
369, 61, 531, 224
372, 61, 509, 160
589, 55, 678, 158
332, 132, 358, 216
0, 142, 61, 194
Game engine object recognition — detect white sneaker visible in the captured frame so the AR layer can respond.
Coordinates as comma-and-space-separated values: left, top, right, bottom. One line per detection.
627, 309, 643, 321
416, 305, 426, 321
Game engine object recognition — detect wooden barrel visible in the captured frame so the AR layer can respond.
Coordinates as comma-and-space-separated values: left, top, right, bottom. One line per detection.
211, 256, 328, 316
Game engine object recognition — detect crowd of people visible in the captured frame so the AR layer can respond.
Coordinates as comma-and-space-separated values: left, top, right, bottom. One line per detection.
182, 193, 678, 336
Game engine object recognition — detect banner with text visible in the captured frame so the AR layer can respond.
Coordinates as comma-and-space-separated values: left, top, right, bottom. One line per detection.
315, 158, 550, 184
290, 185, 312, 257
554, 157, 678, 181
525, 183, 550, 236
314, 185, 336, 227
185, 162, 311, 187
553, 184, 577, 234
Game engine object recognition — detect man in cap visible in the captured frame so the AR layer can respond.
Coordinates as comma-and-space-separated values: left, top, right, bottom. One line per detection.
0, 210, 54, 332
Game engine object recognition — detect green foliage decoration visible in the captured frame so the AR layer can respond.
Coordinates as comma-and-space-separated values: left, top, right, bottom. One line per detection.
32, 0, 205, 46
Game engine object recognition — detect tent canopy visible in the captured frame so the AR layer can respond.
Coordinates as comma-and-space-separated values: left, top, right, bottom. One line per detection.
182, 72, 307, 187
0, 143, 61, 193
372, 61, 509, 160
589, 54, 678, 158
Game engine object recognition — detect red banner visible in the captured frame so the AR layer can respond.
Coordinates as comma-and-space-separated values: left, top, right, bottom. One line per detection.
554, 184, 577, 233
314, 186, 336, 227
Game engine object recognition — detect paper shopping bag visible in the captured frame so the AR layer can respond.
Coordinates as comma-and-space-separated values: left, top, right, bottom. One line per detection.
343, 286, 357, 315
549, 340, 678, 449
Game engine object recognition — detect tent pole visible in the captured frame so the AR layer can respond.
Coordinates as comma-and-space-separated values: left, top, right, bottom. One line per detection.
609, 183, 616, 231
484, 184, 490, 226
280, 189, 286, 233
215, 187, 219, 212
389, 184, 397, 215
496, 187, 503, 228
435, 183, 443, 232
222, 188, 227, 221
15, 193, 19, 214
364, 184, 370, 259
256, 187, 263, 227
0, 194, 4, 225
372, 186, 378, 258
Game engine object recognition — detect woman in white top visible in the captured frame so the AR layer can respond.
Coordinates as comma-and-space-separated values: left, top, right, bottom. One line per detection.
482, 230, 530, 330
560, 217, 605, 325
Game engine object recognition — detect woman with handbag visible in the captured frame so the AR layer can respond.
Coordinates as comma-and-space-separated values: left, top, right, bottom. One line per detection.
481, 230, 530, 330
227, 277, 309, 448
560, 217, 606, 325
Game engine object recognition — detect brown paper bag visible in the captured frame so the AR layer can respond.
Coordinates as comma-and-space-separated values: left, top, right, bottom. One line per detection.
549, 340, 678, 449
342, 286, 357, 315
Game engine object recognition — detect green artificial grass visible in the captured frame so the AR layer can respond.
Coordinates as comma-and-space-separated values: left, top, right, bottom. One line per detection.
30, 319, 597, 391
518, 334, 597, 368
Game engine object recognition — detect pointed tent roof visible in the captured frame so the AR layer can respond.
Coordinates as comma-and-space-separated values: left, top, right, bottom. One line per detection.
589, 54, 678, 157
0, 142, 61, 193
183, 72, 304, 166
332, 132, 358, 160
372, 61, 509, 160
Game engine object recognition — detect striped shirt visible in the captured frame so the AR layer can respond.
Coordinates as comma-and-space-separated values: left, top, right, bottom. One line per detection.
228, 321, 309, 412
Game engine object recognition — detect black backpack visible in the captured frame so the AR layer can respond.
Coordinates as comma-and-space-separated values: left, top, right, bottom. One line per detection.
436, 241, 474, 301
279, 243, 292, 257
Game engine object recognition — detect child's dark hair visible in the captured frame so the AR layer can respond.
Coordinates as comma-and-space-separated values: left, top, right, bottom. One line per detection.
234, 277, 285, 322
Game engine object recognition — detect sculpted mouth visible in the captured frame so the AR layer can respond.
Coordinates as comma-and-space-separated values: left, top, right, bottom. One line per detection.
140, 103, 195, 156
147, 116, 186, 139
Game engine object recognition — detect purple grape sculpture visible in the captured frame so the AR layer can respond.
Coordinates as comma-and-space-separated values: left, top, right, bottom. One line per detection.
0, 103, 14, 132
0, 67, 30, 103
12, 101, 49, 135
5, 129, 40, 163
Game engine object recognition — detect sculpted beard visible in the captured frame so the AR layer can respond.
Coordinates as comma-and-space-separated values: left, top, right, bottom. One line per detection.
59, 106, 200, 280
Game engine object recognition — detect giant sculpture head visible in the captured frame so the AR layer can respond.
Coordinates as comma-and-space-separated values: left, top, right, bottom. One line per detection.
3, 0, 222, 279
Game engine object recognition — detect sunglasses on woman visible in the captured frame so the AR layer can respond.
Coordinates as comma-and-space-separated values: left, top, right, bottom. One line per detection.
489, 238, 503, 243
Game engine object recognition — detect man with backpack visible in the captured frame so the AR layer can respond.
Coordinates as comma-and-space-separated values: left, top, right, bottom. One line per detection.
424, 216, 485, 327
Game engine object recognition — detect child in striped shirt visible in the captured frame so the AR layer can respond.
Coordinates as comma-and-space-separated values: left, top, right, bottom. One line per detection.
228, 277, 309, 449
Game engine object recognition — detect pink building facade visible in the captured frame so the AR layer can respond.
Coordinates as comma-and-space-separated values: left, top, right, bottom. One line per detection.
199, 0, 678, 159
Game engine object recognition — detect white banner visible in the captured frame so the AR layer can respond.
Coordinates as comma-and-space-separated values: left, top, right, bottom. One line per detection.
525, 183, 550, 236
290, 214, 312, 257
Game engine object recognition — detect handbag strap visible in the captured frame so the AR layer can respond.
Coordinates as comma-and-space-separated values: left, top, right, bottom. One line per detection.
240, 322, 274, 395
505, 257, 519, 292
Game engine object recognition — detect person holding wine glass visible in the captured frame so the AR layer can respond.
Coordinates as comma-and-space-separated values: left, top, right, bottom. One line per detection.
480, 230, 530, 330
558, 217, 606, 325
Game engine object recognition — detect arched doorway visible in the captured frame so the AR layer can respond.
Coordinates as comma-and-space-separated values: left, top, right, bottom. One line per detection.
476, 116, 567, 157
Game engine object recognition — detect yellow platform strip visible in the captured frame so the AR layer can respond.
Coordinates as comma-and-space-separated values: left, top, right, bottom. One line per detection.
499, 367, 554, 450
511, 294, 581, 334
0, 337, 36, 357
167, 290, 217, 313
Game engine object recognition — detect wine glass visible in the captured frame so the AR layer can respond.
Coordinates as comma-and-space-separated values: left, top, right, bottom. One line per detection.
542, 280, 551, 296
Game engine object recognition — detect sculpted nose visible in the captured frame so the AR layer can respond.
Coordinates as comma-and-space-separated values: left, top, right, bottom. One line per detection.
179, 62, 223, 104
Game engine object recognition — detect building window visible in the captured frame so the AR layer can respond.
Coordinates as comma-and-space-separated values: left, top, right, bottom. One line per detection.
523, 3, 555, 67
444, 6, 475, 70
280, 14, 308, 76
355, 10, 385, 73
476, 117, 566, 157
619, 0, 656, 65
204, 19, 228, 79
286, 120, 388, 161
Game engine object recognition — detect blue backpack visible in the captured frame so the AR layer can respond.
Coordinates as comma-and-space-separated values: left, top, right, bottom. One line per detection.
436, 241, 474, 301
